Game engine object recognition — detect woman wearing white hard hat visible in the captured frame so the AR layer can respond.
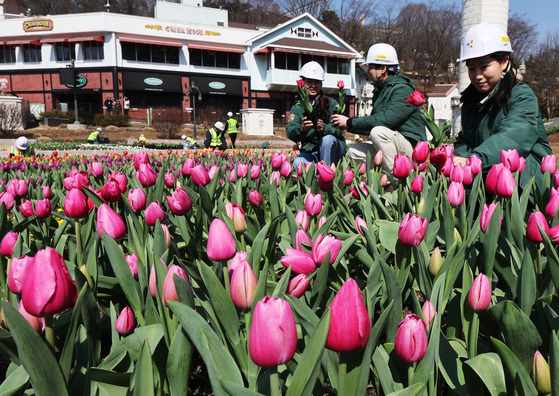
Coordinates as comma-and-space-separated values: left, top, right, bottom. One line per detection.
332, 43, 425, 173
453, 22, 551, 189
204, 121, 227, 151
7, 136, 36, 158
286, 61, 346, 167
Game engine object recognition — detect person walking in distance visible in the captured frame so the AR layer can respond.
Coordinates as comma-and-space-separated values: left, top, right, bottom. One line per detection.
225, 111, 239, 149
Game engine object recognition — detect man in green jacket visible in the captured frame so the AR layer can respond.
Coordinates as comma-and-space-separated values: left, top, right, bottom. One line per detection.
332, 43, 425, 173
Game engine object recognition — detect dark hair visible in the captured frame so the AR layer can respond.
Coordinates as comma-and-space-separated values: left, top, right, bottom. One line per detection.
461, 53, 517, 109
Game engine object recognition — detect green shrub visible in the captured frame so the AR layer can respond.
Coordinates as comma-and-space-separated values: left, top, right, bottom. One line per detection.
93, 114, 130, 127
546, 125, 559, 134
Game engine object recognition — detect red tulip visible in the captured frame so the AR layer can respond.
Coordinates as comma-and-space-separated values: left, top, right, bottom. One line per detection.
166, 187, 192, 216
526, 211, 549, 243
336, 80, 344, 89
248, 190, 263, 207
412, 141, 429, 163
89, 161, 104, 177
8, 255, 32, 293
225, 202, 247, 233
296, 79, 304, 88
230, 259, 257, 309
144, 201, 168, 226
127, 188, 146, 213
447, 181, 465, 207
406, 90, 425, 106
249, 296, 297, 367
393, 155, 412, 179
495, 167, 515, 198
429, 146, 447, 170
97, 203, 127, 240
305, 193, 322, 216
398, 213, 428, 247
501, 149, 520, 172
0, 192, 15, 211
162, 264, 188, 306
421, 300, 436, 328
18, 301, 45, 333
115, 306, 135, 335
21, 247, 78, 316
287, 274, 309, 298
468, 273, 491, 311
326, 278, 371, 352
541, 154, 557, 174
125, 253, 138, 277
395, 314, 428, 362
191, 165, 210, 186
295, 209, 309, 231
207, 218, 236, 262
280, 248, 316, 275
0, 232, 18, 256
311, 234, 342, 265
410, 175, 424, 193
480, 203, 501, 233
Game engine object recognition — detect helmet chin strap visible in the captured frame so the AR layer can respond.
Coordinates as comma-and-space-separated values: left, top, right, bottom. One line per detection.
500, 60, 512, 79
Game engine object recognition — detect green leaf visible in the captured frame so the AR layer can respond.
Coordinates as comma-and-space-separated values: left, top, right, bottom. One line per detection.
483, 202, 502, 276
167, 325, 193, 396
0, 363, 30, 395
380, 261, 402, 343
463, 353, 507, 396
378, 220, 399, 254
518, 247, 536, 316
133, 341, 155, 396
387, 382, 425, 396
220, 378, 266, 396
2, 301, 68, 396
491, 337, 538, 395
438, 335, 467, 395
549, 331, 559, 395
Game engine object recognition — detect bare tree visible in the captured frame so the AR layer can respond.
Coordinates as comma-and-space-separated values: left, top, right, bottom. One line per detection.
277, 0, 330, 19
507, 13, 538, 62
335, 0, 374, 50
0, 103, 24, 136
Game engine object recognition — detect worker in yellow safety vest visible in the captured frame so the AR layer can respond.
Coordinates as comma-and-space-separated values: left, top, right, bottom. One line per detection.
138, 134, 147, 147
7, 136, 36, 158
204, 121, 227, 150
225, 111, 239, 149
88, 127, 103, 144
181, 134, 198, 149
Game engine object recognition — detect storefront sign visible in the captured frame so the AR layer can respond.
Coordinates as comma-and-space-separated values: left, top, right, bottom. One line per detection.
193, 76, 243, 95
23, 19, 53, 32
123, 71, 181, 93
65, 75, 87, 88
145, 24, 221, 37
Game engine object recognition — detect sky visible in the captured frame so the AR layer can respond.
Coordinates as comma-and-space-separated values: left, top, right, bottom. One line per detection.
509, 0, 558, 43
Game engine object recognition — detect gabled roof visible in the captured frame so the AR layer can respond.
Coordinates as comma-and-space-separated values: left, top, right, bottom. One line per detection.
428, 83, 459, 97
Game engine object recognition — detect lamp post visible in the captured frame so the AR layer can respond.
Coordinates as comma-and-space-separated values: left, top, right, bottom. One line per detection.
421, 76, 430, 96
69, 59, 79, 124
189, 82, 202, 141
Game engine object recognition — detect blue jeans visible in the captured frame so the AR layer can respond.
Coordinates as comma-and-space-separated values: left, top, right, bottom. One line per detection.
293, 135, 345, 168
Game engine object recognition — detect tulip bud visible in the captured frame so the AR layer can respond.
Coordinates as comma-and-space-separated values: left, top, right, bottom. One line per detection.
80, 264, 94, 290
428, 247, 442, 276
380, 174, 389, 187
248, 190, 263, 207
8, 255, 32, 293
429, 146, 447, 170
480, 203, 501, 233
164, 173, 176, 188
0, 192, 15, 211
316, 162, 335, 183
447, 181, 465, 207
181, 158, 194, 175
295, 209, 309, 231
280, 248, 316, 275
162, 265, 188, 306
412, 141, 429, 164
526, 211, 550, 244
207, 218, 236, 262
166, 187, 192, 216
97, 204, 127, 241
64, 188, 89, 219
225, 202, 247, 233
89, 161, 104, 177
495, 167, 515, 198
295, 229, 311, 250
395, 314, 428, 362
41, 185, 52, 199
374, 150, 383, 166
393, 155, 412, 179
410, 175, 424, 193
115, 306, 135, 335
250, 165, 261, 179
417, 198, 425, 215
287, 274, 309, 298
305, 193, 323, 217
18, 199, 34, 217
249, 296, 297, 367
541, 154, 557, 175
127, 188, 147, 213
545, 187, 559, 218
326, 278, 371, 352
230, 259, 257, 309
343, 169, 354, 186
133, 152, 150, 170
421, 300, 436, 328
126, 253, 139, 277
501, 149, 520, 172
531, 351, 551, 394
0, 232, 19, 257
18, 301, 45, 333
190, 165, 210, 186
398, 213, 428, 247
228, 251, 248, 279
311, 234, 342, 265
280, 161, 292, 177
135, 163, 158, 187
467, 273, 491, 312
355, 216, 368, 236
144, 201, 168, 226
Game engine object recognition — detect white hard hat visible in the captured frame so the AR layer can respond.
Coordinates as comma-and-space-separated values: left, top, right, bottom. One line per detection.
15, 136, 29, 150
181, 135, 187, 140
363, 43, 399, 66
458, 22, 513, 62
299, 61, 325, 81
214, 121, 225, 130
96, 127, 102, 132
227, 112, 233, 117
140, 134, 145, 137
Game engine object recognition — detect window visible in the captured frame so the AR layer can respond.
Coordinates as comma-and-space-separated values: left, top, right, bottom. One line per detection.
23, 44, 42, 63
297, 28, 312, 38
83, 41, 104, 61
326, 57, 350, 74
189, 49, 241, 69
56, 42, 75, 62
0, 46, 15, 63
274, 52, 298, 70
301, 54, 324, 68
121, 42, 179, 64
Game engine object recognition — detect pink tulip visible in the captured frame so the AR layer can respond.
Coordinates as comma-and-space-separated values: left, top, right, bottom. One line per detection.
374, 150, 384, 166
429, 146, 447, 170
181, 158, 194, 175
8, 255, 32, 293
311, 234, 342, 265
518, 157, 526, 173
270, 171, 281, 186
295, 209, 309, 231
355, 216, 368, 236
229, 169, 236, 183
447, 181, 465, 207
127, 188, 147, 213
343, 169, 354, 186
97, 204, 127, 240
99, 178, 122, 203
393, 155, 412, 179
548, 225, 559, 244
225, 202, 247, 233
480, 203, 501, 233
495, 167, 515, 198
21, 247, 78, 316
164, 173, 176, 188
485, 163, 504, 195
18, 301, 45, 333
271, 153, 286, 169
501, 149, 520, 172
406, 90, 425, 106
166, 187, 192, 216
295, 229, 311, 250
162, 265, 188, 306
541, 154, 557, 174
7, 179, 28, 198
305, 193, 323, 216
395, 314, 428, 362
336, 80, 344, 89
287, 274, 309, 298
133, 152, 150, 170
317, 215, 327, 229
468, 273, 491, 311
230, 259, 257, 309
545, 188, 559, 218
326, 278, 371, 352
109, 172, 127, 193
18, 199, 34, 217
441, 157, 453, 177
115, 306, 135, 335
358, 162, 367, 174
89, 161, 104, 177
421, 300, 436, 328
554, 171, 559, 188
63, 170, 89, 191
249, 296, 297, 367
398, 213, 428, 247
0, 232, 18, 256
35, 199, 51, 219
248, 190, 263, 207
144, 201, 168, 226
208, 165, 220, 180
462, 165, 474, 185
41, 186, 52, 199
0, 192, 15, 211
412, 141, 429, 163
280, 248, 316, 275
280, 161, 292, 177
161, 224, 171, 248
236, 163, 248, 178
380, 174, 389, 187
410, 175, 424, 193
450, 163, 465, 183
228, 251, 248, 279
316, 161, 335, 183
191, 165, 210, 186
149, 260, 168, 298
135, 163, 158, 187
526, 211, 550, 243
250, 165, 261, 179
125, 253, 139, 277
207, 218, 236, 262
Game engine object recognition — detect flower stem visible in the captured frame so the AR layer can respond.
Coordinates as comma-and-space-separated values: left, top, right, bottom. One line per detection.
45, 315, 55, 353
75, 221, 83, 267
338, 356, 348, 396
468, 311, 479, 358
269, 366, 280, 396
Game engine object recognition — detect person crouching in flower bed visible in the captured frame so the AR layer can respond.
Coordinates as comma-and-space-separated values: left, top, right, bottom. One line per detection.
204, 121, 227, 151
286, 61, 346, 168
7, 136, 36, 158
452, 22, 552, 189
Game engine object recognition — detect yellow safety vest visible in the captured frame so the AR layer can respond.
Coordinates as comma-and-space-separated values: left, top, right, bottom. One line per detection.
184, 137, 196, 144
10, 146, 32, 157
138, 136, 147, 143
227, 118, 238, 134
209, 128, 223, 147
88, 131, 100, 141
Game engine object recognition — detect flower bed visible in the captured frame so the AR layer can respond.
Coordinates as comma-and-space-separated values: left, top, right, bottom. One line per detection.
0, 145, 557, 395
